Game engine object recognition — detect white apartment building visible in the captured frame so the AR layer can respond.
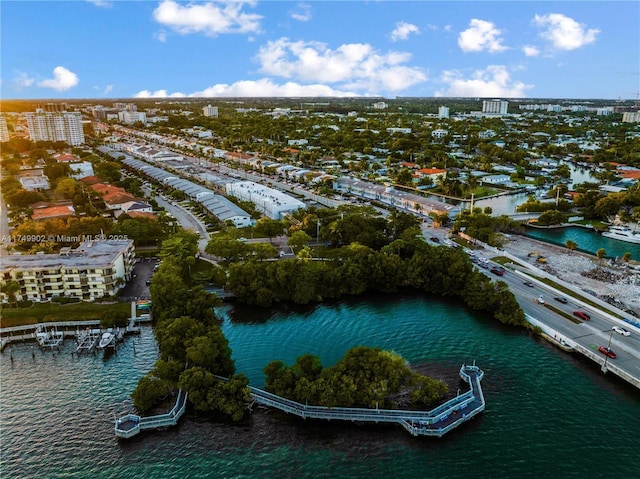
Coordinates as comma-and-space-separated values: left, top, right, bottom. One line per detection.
225, 181, 306, 219
118, 111, 147, 124
438, 106, 450, 119
1, 240, 135, 302
25, 109, 85, 146
0, 114, 9, 142
482, 100, 509, 115
203, 105, 219, 117
622, 111, 640, 123
372, 102, 388, 109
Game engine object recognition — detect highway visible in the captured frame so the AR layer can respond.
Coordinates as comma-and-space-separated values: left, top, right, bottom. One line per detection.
484, 258, 640, 385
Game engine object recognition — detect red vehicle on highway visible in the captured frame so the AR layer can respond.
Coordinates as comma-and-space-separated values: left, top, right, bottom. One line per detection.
598, 346, 616, 359
573, 310, 591, 321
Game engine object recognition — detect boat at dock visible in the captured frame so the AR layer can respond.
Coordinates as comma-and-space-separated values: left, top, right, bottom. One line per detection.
601, 225, 640, 244
98, 328, 116, 349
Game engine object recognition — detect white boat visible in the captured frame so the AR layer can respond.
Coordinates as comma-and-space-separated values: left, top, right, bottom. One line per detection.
601, 225, 640, 244
98, 328, 115, 349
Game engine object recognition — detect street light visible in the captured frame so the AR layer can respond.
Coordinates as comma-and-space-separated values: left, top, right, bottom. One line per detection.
602, 328, 615, 373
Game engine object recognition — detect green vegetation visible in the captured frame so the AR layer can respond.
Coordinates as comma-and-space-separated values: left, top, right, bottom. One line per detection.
264, 347, 448, 409
131, 231, 250, 419
0, 301, 132, 328
452, 210, 524, 247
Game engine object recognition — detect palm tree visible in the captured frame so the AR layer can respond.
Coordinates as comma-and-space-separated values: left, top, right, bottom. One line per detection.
565, 240, 577, 255
596, 248, 606, 264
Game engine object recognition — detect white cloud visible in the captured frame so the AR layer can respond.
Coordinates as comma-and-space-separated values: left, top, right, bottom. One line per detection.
290, 3, 311, 22
38, 66, 79, 91
133, 79, 359, 98
255, 38, 426, 94
152, 0, 262, 37
435, 65, 533, 98
133, 89, 186, 98
458, 19, 508, 53
533, 13, 599, 51
154, 30, 167, 42
522, 45, 540, 57
87, 0, 112, 8
103, 84, 114, 95
391, 22, 420, 42
444, 25, 452, 32
13, 71, 35, 88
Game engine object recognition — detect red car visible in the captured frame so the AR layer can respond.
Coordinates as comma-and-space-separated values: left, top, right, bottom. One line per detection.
598, 346, 616, 359
573, 310, 591, 321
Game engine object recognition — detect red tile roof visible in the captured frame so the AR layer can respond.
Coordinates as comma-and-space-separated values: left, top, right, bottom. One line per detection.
31, 205, 75, 221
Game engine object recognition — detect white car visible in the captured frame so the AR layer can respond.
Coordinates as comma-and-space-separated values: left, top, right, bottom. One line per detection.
612, 326, 630, 336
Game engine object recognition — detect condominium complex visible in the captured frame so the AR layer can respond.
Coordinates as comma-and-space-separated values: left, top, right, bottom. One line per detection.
0, 114, 9, 142
225, 181, 306, 219
1, 240, 135, 302
118, 111, 147, 125
482, 99, 509, 115
203, 104, 219, 117
25, 109, 85, 146
438, 106, 450, 119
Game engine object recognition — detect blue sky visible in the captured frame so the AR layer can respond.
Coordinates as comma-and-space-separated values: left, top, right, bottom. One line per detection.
2, 1, 638, 100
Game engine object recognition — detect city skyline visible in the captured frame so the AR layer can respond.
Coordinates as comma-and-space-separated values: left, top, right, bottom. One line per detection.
2, 1, 638, 100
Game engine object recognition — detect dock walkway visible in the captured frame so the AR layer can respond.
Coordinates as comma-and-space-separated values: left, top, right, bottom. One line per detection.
114, 364, 485, 439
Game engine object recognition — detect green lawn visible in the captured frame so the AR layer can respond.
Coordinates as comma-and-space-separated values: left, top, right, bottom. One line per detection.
0, 301, 133, 328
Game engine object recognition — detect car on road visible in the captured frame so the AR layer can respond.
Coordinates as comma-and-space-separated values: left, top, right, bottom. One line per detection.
490, 266, 505, 276
612, 326, 630, 336
598, 346, 616, 359
573, 310, 591, 321
536, 295, 545, 305
523, 281, 534, 287
554, 296, 568, 304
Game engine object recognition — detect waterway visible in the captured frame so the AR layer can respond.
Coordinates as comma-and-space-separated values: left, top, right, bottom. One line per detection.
525, 226, 640, 260
1, 294, 638, 478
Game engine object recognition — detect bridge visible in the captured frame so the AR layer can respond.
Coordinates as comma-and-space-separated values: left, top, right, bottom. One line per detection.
114, 364, 485, 439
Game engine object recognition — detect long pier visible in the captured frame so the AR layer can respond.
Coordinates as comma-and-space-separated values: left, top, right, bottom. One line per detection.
114, 364, 485, 439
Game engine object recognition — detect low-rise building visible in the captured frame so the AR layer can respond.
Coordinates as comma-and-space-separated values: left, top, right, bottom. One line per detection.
225, 181, 306, 219
1, 240, 135, 302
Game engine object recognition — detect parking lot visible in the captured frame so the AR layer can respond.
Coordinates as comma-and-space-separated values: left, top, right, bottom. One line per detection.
119, 257, 159, 300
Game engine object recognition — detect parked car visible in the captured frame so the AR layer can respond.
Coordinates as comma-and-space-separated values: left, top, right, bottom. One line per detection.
573, 310, 591, 321
554, 296, 568, 304
598, 346, 616, 359
430, 237, 440, 243
612, 326, 630, 336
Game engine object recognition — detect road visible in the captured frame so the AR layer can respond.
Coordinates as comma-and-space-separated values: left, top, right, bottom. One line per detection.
483, 258, 640, 384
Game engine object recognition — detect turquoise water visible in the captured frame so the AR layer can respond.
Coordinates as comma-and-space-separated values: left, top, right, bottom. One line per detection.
525, 226, 640, 260
1, 294, 639, 478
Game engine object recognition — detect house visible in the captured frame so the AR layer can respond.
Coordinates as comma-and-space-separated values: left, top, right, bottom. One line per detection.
480, 174, 511, 185
416, 168, 446, 181
31, 205, 75, 221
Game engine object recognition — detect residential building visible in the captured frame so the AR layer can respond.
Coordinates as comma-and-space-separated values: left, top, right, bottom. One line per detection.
0, 114, 9, 142
482, 99, 509, 115
333, 177, 454, 217
203, 105, 219, 117
0, 240, 135, 302
431, 129, 448, 139
438, 106, 450, 119
225, 181, 306, 219
25, 109, 85, 146
118, 111, 147, 125
622, 112, 640, 123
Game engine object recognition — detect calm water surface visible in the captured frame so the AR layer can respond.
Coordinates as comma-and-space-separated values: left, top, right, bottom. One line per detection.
1, 294, 638, 478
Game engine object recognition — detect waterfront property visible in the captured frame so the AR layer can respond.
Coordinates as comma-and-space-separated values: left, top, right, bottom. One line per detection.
0, 240, 135, 303
114, 364, 485, 439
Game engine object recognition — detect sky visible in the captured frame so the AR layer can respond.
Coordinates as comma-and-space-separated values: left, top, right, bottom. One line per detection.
1, 1, 638, 100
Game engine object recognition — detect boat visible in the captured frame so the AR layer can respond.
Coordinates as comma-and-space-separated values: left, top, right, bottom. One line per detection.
601, 225, 640, 244
98, 328, 115, 349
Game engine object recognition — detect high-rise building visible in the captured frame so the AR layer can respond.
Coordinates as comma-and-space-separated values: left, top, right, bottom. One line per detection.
203, 104, 219, 117
438, 106, 450, 119
482, 99, 509, 115
25, 109, 85, 146
0, 114, 9, 143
